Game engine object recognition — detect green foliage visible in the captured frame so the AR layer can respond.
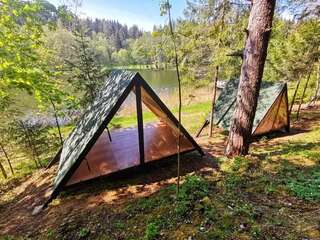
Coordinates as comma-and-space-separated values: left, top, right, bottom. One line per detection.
0, 0, 57, 109
125, 185, 175, 215
47, 229, 56, 239
9, 120, 60, 168
65, 26, 108, 107
144, 222, 159, 240
287, 166, 320, 201
176, 175, 209, 217
2, 236, 15, 240
78, 227, 90, 238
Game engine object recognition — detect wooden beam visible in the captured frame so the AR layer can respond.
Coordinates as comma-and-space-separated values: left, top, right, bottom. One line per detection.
284, 84, 291, 132
135, 80, 145, 165
46, 148, 62, 169
216, 99, 237, 125
137, 74, 204, 156
106, 126, 112, 142
271, 88, 284, 130
208, 66, 219, 137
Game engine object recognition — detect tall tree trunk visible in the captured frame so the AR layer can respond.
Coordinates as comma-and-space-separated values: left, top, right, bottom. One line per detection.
225, 0, 276, 157
164, 0, 183, 195
0, 142, 14, 175
19, 121, 40, 168
209, 66, 219, 137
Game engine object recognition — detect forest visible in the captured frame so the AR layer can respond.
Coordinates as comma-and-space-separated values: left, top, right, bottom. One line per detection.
0, 0, 320, 239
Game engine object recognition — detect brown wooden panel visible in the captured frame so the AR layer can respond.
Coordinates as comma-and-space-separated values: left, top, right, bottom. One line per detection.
144, 122, 194, 162
140, 87, 178, 132
271, 92, 289, 131
67, 128, 140, 186
254, 89, 288, 135
67, 123, 194, 186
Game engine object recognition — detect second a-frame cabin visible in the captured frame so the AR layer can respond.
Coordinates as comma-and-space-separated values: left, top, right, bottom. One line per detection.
46, 70, 203, 206
197, 79, 290, 137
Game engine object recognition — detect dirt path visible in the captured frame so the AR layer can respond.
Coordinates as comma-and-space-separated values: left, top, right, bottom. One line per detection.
0, 104, 319, 238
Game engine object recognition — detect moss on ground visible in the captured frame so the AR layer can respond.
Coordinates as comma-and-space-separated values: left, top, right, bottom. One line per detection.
1, 106, 320, 240
32, 128, 320, 239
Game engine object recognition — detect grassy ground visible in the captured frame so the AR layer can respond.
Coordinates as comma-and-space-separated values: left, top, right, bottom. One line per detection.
110, 101, 211, 133
0, 95, 211, 186
0, 104, 319, 240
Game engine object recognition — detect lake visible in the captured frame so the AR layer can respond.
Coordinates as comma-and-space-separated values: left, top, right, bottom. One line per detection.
133, 69, 178, 92
12, 70, 179, 117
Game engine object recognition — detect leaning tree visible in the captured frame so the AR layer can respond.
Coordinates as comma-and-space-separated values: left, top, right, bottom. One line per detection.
225, 0, 277, 156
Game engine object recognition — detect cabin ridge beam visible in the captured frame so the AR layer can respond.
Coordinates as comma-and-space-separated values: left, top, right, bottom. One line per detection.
135, 78, 145, 165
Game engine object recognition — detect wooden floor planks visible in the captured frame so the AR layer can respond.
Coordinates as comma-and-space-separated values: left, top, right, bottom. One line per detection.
67, 122, 194, 186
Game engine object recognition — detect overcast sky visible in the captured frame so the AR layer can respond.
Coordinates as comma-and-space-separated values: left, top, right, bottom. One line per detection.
48, 0, 187, 31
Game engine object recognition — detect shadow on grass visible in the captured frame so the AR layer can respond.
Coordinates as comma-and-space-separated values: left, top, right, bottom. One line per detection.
0, 150, 218, 238
61, 151, 218, 198
253, 141, 319, 159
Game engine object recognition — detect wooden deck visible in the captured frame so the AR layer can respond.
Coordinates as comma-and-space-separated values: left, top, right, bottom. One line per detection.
67, 122, 194, 186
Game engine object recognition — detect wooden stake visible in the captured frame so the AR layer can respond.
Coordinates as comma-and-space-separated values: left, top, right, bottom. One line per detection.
289, 78, 302, 115
50, 98, 63, 146
0, 160, 7, 179
296, 65, 314, 120
209, 66, 219, 137
308, 63, 320, 106
0, 142, 14, 175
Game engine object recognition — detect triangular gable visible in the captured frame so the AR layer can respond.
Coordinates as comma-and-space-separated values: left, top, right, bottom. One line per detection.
45, 70, 203, 207
213, 79, 286, 133
53, 70, 137, 196
253, 85, 289, 135
252, 83, 285, 133
137, 75, 203, 156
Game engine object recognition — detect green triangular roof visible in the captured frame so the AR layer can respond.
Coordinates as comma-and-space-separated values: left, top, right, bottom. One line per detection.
213, 79, 285, 132
54, 70, 137, 191
47, 70, 203, 208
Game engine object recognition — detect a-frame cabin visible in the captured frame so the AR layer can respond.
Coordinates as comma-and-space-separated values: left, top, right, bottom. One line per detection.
197, 79, 290, 137
45, 70, 203, 207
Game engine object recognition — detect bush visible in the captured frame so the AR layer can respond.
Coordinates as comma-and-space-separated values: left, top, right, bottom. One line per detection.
175, 175, 209, 217
144, 222, 159, 240
9, 119, 60, 168
78, 227, 90, 238
287, 167, 320, 201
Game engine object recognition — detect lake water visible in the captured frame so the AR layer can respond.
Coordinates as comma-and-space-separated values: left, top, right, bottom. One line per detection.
15, 70, 179, 117
134, 69, 178, 92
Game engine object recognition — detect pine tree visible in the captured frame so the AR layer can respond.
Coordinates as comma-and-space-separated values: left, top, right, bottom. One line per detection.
226, 0, 276, 156
66, 26, 107, 107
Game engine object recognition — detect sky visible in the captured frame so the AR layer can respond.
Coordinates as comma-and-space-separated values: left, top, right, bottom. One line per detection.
48, 0, 187, 31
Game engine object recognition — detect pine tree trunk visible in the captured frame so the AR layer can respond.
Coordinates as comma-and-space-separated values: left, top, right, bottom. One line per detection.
19, 121, 40, 168
309, 64, 320, 106
225, 0, 276, 157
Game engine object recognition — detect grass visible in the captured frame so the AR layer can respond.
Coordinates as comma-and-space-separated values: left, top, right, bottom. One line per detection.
0, 98, 210, 188
26, 124, 319, 239
110, 101, 211, 132
36, 109, 320, 240
1, 95, 320, 239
